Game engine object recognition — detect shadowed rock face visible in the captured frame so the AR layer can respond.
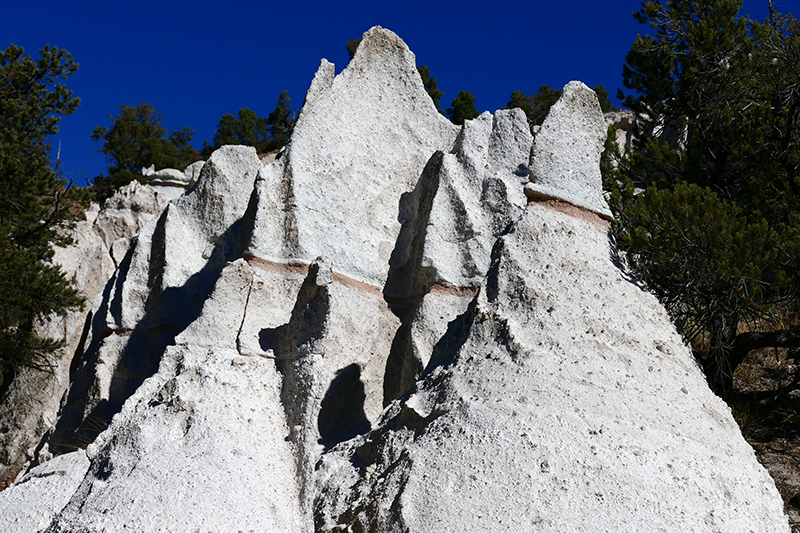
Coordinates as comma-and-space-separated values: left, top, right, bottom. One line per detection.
0, 25, 789, 533
0, 181, 168, 490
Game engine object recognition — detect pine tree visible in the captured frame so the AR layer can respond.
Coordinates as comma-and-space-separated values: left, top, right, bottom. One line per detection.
447, 91, 480, 125
91, 103, 194, 201
211, 108, 270, 151
267, 90, 295, 148
204, 93, 294, 158
346, 39, 362, 60
606, 0, 800, 396
505, 85, 561, 128
0, 44, 89, 390
417, 65, 444, 110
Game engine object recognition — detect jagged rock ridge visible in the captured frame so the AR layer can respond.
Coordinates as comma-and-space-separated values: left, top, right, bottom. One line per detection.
0, 26, 790, 533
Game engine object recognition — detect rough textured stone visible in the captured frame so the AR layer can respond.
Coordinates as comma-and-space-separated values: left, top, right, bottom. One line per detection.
183, 160, 205, 183
142, 161, 205, 200
246, 25, 458, 286
527, 81, 611, 218
95, 180, 170, 252
43, 146, 261, 456
315, 203, 789, 533
0, 451, 89, 533
0, 182, 167, 489
0, 25, 789, 533
44, 260, 305, 533
383, 108, 532, 402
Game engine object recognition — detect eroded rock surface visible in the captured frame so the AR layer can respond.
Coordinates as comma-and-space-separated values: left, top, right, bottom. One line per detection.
0, 451, 89, 532
316, 202, 786, 532
526, 81, 611, 218
383, 108, 532, 402
142, 161, 204, 200
0, 25, 789, 533
246, 25, 458, 285
43, 260, 305, 532
43, 146, 261, 458
0, 182, 168, 489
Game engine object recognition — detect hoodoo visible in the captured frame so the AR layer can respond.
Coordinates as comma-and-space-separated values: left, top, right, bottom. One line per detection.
0, 26, 789, 532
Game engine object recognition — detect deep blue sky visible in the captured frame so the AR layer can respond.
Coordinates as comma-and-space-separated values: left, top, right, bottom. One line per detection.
2, 0, 777, 187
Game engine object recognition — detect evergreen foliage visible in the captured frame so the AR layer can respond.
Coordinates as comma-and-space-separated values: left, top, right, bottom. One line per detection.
592, 85, 614, 113
417, 65, 444, 110
447, 90, 480, 125
0, 44, 89, 388
204, 92, 295, 158
267, 90, 295, 148
605, 0, 800, 397
91, 103, 194, 201
212, 107, 269, 148
346, 39, 362, 60
506, 85, 562, 127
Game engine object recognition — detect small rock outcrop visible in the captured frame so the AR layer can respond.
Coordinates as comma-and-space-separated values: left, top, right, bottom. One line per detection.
142, 161, 204, 200
0, 26, 789, 533
0, 451, 89, 532
605, 109, 637, 154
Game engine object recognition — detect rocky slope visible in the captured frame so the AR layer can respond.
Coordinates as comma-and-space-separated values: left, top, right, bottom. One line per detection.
0, 26, 790, 532
0, 182, 169, 488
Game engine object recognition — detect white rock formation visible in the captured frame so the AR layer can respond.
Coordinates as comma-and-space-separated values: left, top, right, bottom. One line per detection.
605, 109, 637, 154
43, 146, 262, 458
0, 182, 169, 489
246, 25, 458, 286
142, 161, 204, 201
95, 180, 171, 258
0, 26, 789, 533
43, 260, 306, 532
383, 107, 532, 401
183, 160, 205, 183
526, 81, 612, 219
0, 451, 89, 532
316, 202, 786, 532
141, 164, 186, 183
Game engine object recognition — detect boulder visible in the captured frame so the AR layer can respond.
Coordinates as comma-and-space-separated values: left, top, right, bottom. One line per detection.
0, 451, 89, 532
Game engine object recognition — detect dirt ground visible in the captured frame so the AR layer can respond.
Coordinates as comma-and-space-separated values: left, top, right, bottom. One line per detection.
734, 349, 800, 531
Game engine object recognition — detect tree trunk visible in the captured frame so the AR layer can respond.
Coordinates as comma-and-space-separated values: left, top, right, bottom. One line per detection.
701, 329, 800, 398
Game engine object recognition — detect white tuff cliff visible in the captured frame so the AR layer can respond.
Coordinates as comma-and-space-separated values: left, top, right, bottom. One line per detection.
0, 26, 789, 533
